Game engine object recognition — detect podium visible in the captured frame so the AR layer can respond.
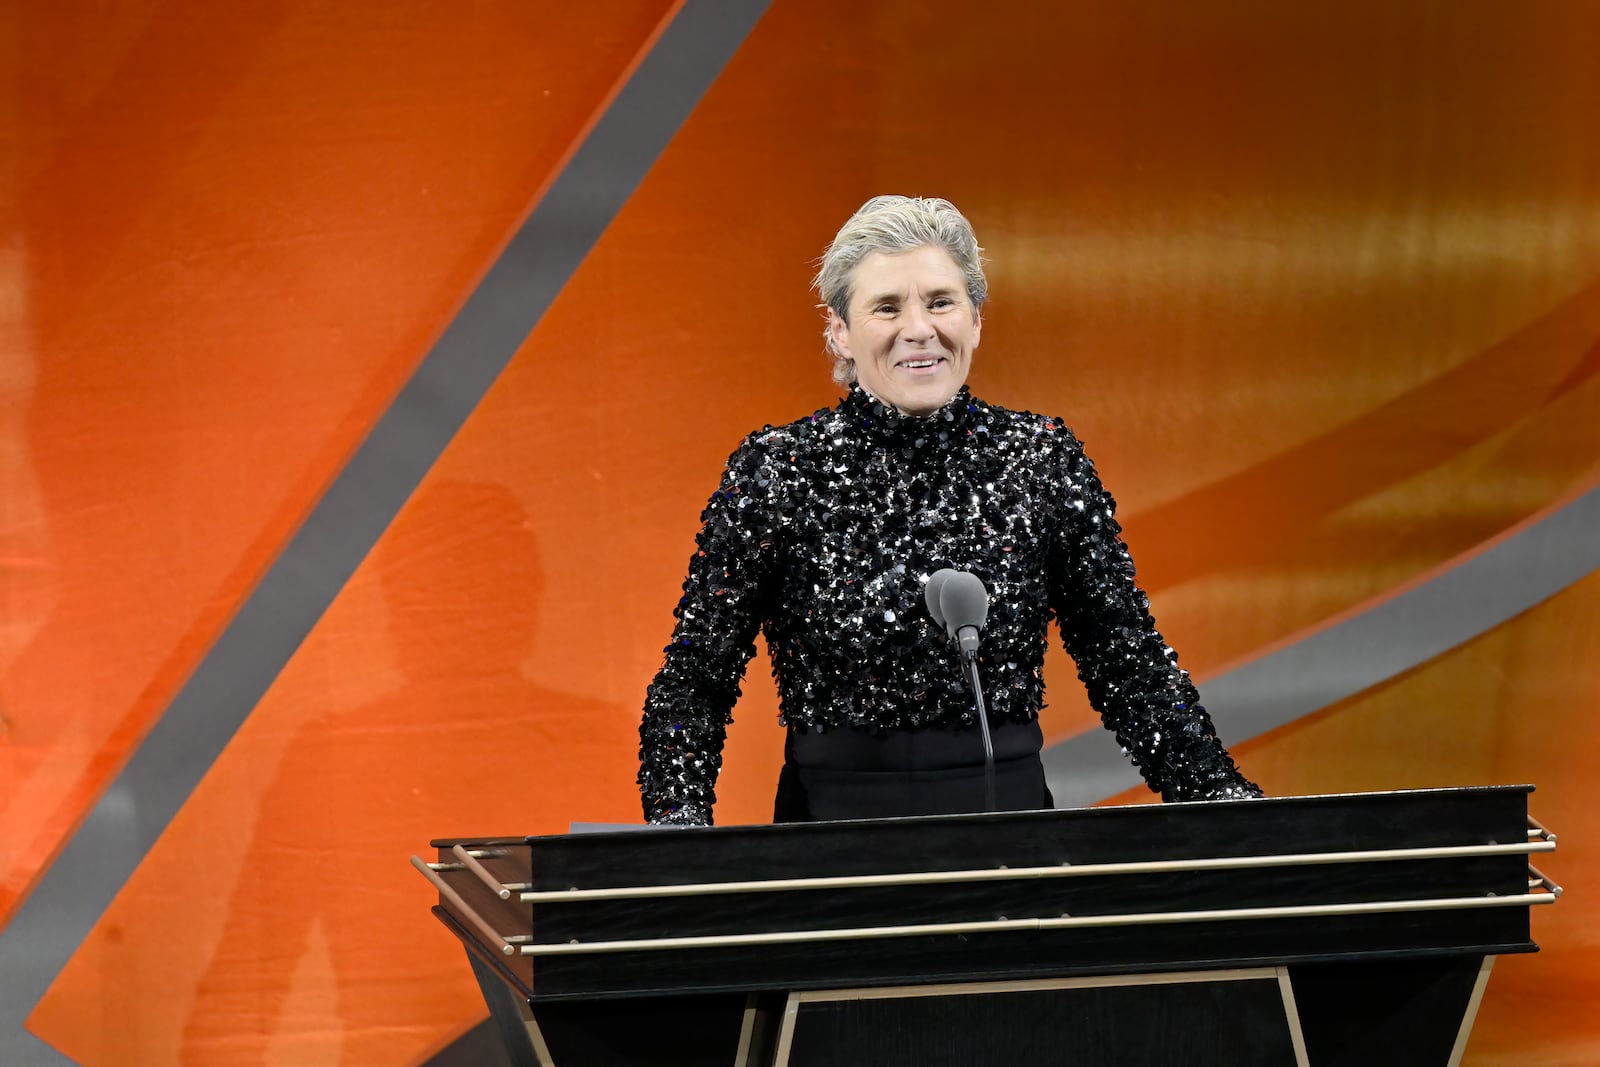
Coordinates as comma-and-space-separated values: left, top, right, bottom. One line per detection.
413, 786, 1561, 1066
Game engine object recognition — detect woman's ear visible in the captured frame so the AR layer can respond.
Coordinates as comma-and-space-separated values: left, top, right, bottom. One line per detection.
826, 309, 852, 361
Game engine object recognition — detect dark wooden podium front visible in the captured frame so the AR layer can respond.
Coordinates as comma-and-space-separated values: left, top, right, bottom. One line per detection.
414, 787, 1561, 1066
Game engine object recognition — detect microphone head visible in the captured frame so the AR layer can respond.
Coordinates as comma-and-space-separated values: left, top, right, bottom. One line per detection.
925, 568, 956, 628
938, 570, 989, 639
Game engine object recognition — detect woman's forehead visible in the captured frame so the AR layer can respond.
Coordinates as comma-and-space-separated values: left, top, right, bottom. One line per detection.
849, 246, 966, 300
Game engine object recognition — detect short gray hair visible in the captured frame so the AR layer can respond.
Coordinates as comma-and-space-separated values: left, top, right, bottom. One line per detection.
814, 195, 987, 384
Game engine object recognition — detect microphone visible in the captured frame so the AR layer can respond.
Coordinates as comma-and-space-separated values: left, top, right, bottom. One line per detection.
926, 568, 996, 811
938, 570, 988, 659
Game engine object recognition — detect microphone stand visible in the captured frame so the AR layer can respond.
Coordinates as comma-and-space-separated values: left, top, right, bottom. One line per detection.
930, 569, 997, 812
958, 642, 996, 812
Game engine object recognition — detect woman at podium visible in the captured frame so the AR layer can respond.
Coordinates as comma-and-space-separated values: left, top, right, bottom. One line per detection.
638, 195, 1260, 826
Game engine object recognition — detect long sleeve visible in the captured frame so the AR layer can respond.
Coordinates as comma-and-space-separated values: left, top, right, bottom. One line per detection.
637, 433, 784, 825
1047, 430, 1262, 802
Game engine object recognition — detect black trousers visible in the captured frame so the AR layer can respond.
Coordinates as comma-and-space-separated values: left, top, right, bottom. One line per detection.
773, 720, 1054, 823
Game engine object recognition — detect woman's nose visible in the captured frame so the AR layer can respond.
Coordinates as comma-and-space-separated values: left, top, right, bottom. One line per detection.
901, 305, 935, 340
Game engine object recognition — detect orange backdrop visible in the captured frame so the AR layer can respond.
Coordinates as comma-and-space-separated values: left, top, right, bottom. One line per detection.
3, 1, 1597, 1064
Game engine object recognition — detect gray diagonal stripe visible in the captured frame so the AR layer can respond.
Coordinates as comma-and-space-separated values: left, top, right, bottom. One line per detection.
0, 3, 770, 1063
1045, 482, 1600, 809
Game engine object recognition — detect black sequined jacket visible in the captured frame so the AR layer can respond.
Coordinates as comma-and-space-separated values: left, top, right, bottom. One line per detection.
638, 385, 1260, 824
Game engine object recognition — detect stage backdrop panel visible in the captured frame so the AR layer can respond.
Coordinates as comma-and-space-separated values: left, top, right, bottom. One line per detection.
4, 1, 1597, 1064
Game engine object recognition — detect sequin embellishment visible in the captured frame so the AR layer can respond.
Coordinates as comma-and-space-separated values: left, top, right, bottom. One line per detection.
638, 386, 1260, 824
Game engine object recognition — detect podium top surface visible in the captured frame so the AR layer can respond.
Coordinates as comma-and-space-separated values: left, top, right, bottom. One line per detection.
433, 786, 1538, 891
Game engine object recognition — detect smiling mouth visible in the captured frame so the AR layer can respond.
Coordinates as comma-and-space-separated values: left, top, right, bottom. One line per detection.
898, 357, 945, 370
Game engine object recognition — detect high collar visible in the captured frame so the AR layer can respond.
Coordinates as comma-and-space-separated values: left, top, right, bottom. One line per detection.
840, 383, 983, 447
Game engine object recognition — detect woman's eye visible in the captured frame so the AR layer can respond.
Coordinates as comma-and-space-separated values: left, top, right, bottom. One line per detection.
875, 304, 897, 315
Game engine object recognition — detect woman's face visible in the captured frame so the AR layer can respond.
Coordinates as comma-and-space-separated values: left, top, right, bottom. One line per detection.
828, 245, 981, 416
